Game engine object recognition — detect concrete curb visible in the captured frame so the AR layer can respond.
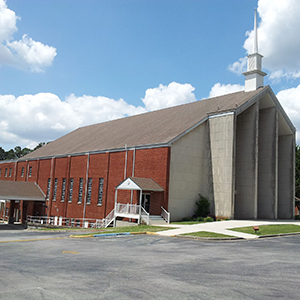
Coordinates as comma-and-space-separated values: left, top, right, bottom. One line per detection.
71, 231, 161, 238
175, 234, 244, 241
70, 230, 300, 240
257, 232, 300, 238
94, 232, 131, 237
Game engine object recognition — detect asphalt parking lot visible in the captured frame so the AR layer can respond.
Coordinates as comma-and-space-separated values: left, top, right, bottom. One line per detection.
0, 227, 300, 300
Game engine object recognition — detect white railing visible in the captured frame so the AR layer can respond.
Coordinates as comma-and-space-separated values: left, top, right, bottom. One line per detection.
161, 206, 170, 224
115, 203, 149, 225
140, 206, 149, 225
27, 215, 104, 229
103, 209, 115, 228
116, 203, 139, 214
27, 202, 154, 228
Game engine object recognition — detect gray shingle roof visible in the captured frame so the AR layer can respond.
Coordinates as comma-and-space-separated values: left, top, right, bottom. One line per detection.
129, 177, 164, 191
0, 180, 45, 201
22, 86, 269, 160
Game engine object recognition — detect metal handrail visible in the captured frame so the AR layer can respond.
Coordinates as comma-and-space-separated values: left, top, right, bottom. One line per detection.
140, 206, 149, 225
104, 209, 115, 228
161, 206, 170, 224
27, 215, 104, 228
116, 203, 139, 214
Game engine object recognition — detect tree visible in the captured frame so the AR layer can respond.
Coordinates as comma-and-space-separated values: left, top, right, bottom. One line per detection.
0, 142, 48, 161
0, 147, 5, 160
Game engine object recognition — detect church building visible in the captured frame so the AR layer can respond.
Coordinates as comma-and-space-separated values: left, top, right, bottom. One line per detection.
0, 11, 295, 226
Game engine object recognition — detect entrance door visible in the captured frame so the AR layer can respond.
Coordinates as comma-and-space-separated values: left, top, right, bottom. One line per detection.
142, 194, 151, 213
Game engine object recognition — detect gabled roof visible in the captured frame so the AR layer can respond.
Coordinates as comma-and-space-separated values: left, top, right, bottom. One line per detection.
0, 180, 45, 201
22, 86, 275, 160
117, 177, 164, 192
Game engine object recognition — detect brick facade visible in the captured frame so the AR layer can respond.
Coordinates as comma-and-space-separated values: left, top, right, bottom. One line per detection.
0, 146, 171, 221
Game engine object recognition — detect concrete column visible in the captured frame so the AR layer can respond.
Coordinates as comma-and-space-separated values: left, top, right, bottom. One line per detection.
209, 113, 235, 219
278, 134, 295, 219
257, 107, 277, 219
234, 103, 258, 219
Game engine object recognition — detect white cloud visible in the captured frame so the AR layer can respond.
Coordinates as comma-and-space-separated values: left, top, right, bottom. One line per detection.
276, 85, 300, 144
7, 35, 57, 72
0, 0, 56, 72
142, 81, 196, 111
0, 82, 195, 150
228, 57, 247, 75
209, 83, 244, 98
229, 0, 300, 80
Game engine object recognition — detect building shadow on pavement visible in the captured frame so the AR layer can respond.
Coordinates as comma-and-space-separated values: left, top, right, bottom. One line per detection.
0, 223, 27, 230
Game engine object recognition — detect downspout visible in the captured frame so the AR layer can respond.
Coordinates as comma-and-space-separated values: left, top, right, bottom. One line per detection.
130, 147, 136, 205
82, 153, 90, 221
47, 157, 55, 218
104, 152, 111, 217
124, 144, 127, 179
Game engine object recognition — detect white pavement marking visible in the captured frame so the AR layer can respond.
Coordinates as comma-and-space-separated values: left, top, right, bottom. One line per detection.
156, 220, 300, 239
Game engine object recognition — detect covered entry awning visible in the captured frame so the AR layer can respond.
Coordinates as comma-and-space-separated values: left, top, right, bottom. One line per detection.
0, 180, 46, 201
113, 177, 164, 226
116, 177, 164, 192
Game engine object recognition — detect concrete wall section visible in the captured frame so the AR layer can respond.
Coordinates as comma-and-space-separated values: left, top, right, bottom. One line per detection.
257, 107, 277, 219
168, 121, 212, 221
234, 104, 258, 219
278, 134, 295, 219
209, 113, 235, 219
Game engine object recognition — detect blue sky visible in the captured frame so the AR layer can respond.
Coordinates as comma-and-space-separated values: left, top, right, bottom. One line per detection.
0, 0, 300, 150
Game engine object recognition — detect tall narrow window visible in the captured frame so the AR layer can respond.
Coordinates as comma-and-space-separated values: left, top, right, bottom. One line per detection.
61, 178, 66, 202
28, 166, 32, 177
9, 168, 12, 177
46, 178, 51, 200
78, 178, 84, 203
21, 167, 24, 177
97, 178, 104, 206
68, 178, 74, 203
5, 168, 7, 177
53, 178, 58, 201
86, 178, 92, 204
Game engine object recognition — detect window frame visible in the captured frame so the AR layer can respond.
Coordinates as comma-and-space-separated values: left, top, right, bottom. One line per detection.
97, 178, 104, 206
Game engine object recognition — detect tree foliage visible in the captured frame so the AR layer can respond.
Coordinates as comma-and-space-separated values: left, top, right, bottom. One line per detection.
0, 142, 48, 161
195, 194, 210, 218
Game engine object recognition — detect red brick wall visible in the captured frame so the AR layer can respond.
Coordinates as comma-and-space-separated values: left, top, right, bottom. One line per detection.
0, 146, 171, 221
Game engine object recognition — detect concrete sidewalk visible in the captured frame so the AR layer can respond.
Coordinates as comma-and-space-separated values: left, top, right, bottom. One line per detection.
156, 220, 300, 239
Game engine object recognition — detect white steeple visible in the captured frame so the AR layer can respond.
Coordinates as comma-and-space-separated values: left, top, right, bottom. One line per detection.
243, 9, 267, 92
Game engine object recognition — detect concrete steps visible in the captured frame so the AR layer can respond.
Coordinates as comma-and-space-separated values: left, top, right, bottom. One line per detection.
149, 215, 168, 226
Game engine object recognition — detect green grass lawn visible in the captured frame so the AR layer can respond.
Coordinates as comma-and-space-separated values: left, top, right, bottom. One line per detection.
35, 224, 173, 232
181, 231, 235, 238
171, 221, 204, 225
40, 225, 175, 237
230, 224, 300, 236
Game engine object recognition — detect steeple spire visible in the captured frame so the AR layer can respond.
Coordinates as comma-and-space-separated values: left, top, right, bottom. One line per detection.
253, 8, 258, 53
243, 8, 267, 92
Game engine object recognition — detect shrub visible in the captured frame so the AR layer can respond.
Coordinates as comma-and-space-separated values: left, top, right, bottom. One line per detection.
196, 216, 204, 222
195, 194, 210, 218
204, 217, 214, 222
